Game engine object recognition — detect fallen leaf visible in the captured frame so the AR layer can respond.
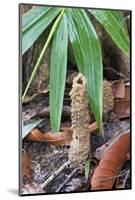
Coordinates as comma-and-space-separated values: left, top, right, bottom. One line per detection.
91, 131, 130, 190
26, 122, 99, 146
26, 128, 73, 146
22, 119, 43, 139
114, 99, 130, 118
124, 85, 130, 100
43, 129, 73, 146
93, 128, 130, 160
22, 151, 33, 184
113, 85, 130, 119
89, 122, 99, 134
114, 79, 125, 99
26, 128, 45, 141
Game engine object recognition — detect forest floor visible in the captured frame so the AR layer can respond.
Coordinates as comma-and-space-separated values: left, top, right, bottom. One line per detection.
21, 67, 131, 195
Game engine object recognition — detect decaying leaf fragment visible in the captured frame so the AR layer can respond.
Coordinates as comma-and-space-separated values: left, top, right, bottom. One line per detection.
26, 128, 73, 146
68, 73, 90, 167
91, 131, 130, 190
22, 151, 33, 184
25, 122, 98, 146
113, 81, 130, 119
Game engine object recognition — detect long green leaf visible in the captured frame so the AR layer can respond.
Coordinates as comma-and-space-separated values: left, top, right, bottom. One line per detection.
112, 11, 129, 35
22, 9, 65, 100
22, 6, 51, 32
22, 119, 43, 139
50, 13, 68, 132
66, 8, 103, 132
111, 11, 125, 28
89, 10, 130, 55
22, 7, 61, 54
85, 158, 90, 179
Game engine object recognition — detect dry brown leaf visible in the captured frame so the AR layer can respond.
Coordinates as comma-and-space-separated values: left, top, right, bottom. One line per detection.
43, 129, 73, 146
114, 100, 130, 118
26, 129, 45, 141
114, 79, 125, 99
93, 129, 130, 160
22, 151, 33, 184
113, 85, 130, 119
91, 131, 130, 190
26, 123, 98, 146
26, 128, 73, 146
89, 122, 99, 134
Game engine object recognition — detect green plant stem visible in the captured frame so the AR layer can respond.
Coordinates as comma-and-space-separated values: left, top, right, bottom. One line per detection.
22, 8, 65, 101
85, 157, 90, 179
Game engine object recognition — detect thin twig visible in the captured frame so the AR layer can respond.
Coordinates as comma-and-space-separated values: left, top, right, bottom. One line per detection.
122, 169, 130, 188
41, 160, 70, 188
56, 167, 79, 193
22, 8, 65, 100
100, 170, 129, 183
34, 105, 71, 118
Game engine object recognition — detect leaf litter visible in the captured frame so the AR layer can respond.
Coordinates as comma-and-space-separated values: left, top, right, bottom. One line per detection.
22, 74, 131, 193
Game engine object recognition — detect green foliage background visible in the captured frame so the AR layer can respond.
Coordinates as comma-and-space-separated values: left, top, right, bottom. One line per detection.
21, 6, 129, 135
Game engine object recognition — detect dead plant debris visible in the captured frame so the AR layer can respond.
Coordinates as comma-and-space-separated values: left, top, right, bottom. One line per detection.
22, 75, 131, 193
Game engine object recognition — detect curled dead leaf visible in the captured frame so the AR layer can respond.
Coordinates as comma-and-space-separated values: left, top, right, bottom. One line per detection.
26, 122, 99, 146
26, 129, 45, 141
42, 129, 73, 146
26, 128, 73, 146
91, 131, 130, 190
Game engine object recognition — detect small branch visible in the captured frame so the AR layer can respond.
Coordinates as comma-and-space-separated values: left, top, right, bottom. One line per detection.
22, 92, 49, 104
41, 160, 70, 189
35, 105, 71, 118
56, 167, 79, 193
100, 170, 129, 183
122, 169, 130, 187
116, 169, 130, 188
